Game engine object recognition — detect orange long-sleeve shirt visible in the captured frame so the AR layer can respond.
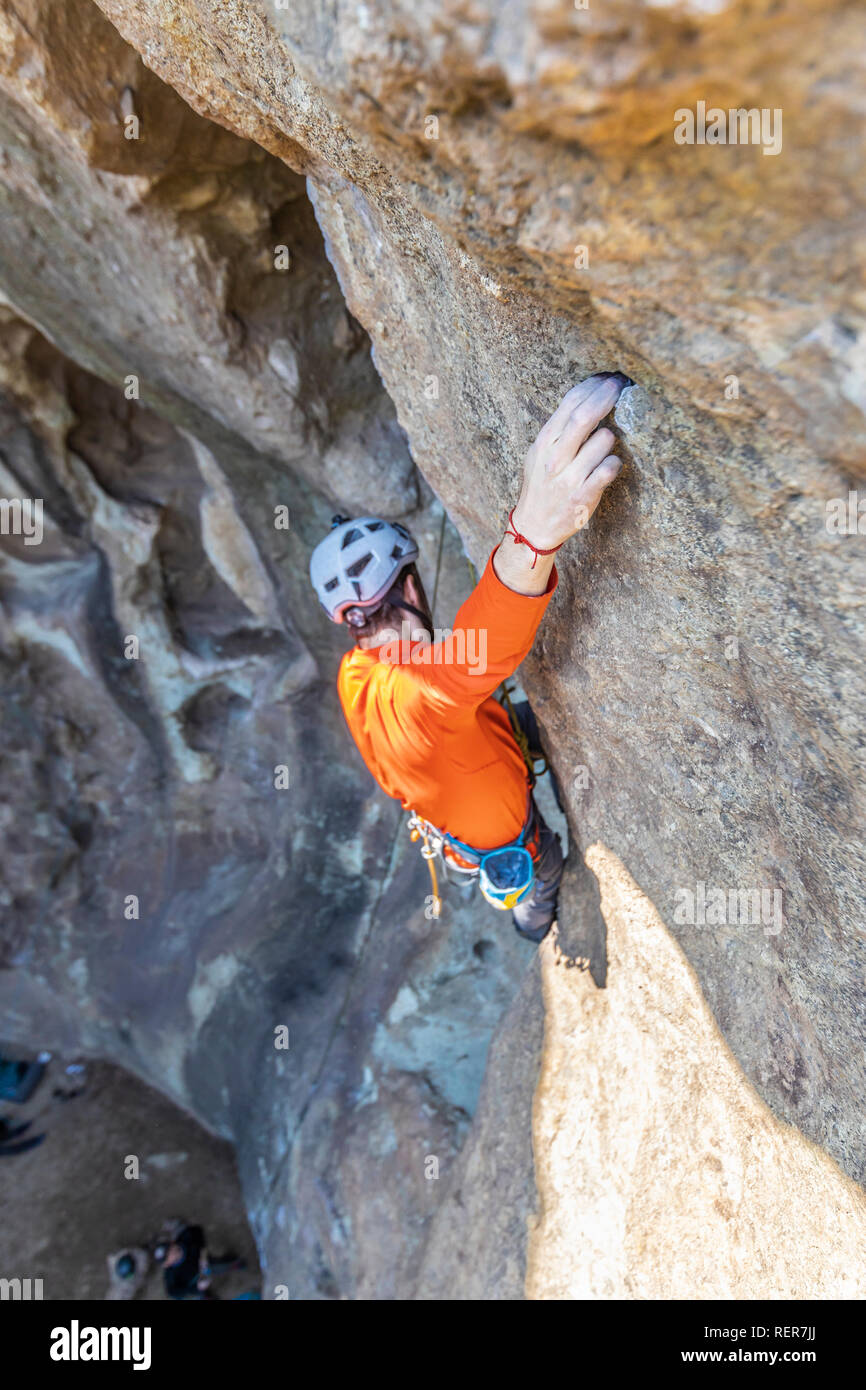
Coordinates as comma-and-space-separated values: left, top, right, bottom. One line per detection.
337, 549, 558, 851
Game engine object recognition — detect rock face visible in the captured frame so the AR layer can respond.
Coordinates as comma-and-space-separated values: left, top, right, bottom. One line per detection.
0, 0, 416, 514
528, 848, 866, 1300
0, 304, 533, 1297
1, 0, 865, 1298
89, 0, 865, 1166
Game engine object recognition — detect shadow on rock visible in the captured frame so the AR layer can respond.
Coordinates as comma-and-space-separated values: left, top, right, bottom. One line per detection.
554, 848, 607, 988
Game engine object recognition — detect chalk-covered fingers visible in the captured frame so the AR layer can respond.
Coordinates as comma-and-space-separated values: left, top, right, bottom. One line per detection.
512, 372, 629, 551
535, 376, 611, 454
533, 374, 623, 478
566, 425, 615, 483
570, 451, 622, 530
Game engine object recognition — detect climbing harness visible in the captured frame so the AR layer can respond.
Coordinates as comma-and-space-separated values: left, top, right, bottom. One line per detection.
407, 797, 541, 914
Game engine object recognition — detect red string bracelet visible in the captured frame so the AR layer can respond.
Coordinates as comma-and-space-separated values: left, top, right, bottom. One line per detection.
504, 508, 562, 569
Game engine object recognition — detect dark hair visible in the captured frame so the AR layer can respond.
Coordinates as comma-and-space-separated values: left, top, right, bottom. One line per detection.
348, 563, 431, 643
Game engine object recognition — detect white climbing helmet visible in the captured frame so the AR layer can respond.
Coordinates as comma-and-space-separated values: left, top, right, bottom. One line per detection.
310, 515, 419, 624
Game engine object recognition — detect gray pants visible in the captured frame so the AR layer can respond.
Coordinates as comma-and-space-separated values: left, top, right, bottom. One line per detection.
508, 700, 565, 939
511, 801, 564, 939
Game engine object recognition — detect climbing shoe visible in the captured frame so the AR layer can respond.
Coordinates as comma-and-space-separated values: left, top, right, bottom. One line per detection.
513, 915, 556, 945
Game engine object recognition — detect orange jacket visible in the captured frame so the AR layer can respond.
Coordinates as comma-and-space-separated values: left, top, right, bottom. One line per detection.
337, 548, 558, 851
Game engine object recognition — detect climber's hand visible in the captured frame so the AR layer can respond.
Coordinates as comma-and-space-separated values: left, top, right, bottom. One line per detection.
511, 374, 626, 550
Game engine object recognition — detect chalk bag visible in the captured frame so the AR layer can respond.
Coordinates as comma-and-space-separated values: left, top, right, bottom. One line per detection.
478, 846, 535, 911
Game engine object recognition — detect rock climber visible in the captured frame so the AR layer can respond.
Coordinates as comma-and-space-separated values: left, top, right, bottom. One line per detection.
310, 372, 629, 941
154, 1223, 244, 1300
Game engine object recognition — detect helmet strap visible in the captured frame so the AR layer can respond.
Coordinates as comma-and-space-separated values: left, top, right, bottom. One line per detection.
382, 587, 432, 631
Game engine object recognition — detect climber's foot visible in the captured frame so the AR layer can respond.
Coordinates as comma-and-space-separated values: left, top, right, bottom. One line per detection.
513, 915, 556, 945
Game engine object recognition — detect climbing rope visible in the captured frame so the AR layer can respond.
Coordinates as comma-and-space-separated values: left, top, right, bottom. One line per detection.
429, 507, 447, 620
